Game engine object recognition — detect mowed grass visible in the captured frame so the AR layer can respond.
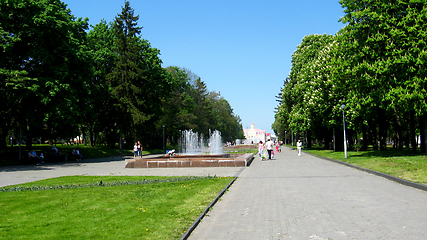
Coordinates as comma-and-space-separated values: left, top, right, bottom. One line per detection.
304, 148, 427, 185
0, 175, 233, 240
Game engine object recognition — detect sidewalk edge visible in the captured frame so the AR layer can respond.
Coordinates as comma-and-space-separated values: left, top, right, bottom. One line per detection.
180, 176, 238, 240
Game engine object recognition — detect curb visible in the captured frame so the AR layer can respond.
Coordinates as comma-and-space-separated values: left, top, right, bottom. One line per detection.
304, 151, 427, 192
181, 176, 238, 240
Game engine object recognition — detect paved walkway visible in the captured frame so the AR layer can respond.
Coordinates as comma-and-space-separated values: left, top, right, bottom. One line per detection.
0, 155, 243, 188
189, 147, 427, 240
2, 149, 427, 239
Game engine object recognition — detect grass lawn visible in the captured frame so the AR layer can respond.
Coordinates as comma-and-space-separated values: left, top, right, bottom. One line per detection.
299, 147, 427, 185
0, 175, 233, 240
224, 149, 258, 154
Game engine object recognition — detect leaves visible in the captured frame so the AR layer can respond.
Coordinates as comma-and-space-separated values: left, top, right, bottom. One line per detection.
275, 1, 427, 151
1, 0, 243, 151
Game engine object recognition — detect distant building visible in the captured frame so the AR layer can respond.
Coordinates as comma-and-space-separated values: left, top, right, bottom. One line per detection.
267, 133, 277, 141
243, 123, 266, 144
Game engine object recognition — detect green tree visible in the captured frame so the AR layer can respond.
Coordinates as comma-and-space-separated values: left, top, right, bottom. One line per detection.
208, 92, 244, 142
0, 0, 90, 151
137, 39, 170, 149
107, 1, 170, 149
107, 1, 143, 148
160, 67, 243, 145
281, 34, 339, 149
338, 0, 427, 152
86, 20, 119, 147
187, 76, 212, 137
160, 67, 197, 145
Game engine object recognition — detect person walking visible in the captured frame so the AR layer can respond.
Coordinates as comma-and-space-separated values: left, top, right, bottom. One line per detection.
258, 141, 264, 158
265, 139, 274, 160
137, 141, 143, 158
297, 139, 302, 156
133, 143, 138, 159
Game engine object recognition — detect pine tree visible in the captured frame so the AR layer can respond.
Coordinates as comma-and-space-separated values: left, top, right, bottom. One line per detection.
107, 1, 148, 148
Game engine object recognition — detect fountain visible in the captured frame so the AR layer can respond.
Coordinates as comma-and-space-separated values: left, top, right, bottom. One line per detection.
125, 129, 254, 168
179, 129, 207, 155
179, 129, 223, 155
208, 130, 223, 155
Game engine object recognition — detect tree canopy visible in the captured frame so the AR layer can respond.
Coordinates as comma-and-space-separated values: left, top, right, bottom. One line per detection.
0, 0, 244, 153
274, 1, 427, 153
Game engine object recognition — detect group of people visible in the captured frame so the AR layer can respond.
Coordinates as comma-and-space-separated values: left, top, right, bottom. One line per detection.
71, 148, 83, 160
28, 146, 83, 165
132, 141, 178, 158
258, 139, 303, 160
28, 149, 44, 165
133, 141, 143, 159
258, 139, 282, 160
224, 141, 235, 147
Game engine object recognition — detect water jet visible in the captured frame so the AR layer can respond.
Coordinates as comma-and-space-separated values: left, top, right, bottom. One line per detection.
125, 130, 254, 168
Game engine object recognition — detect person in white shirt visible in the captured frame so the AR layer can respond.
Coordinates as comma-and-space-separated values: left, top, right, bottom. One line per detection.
265, 139, 274, 160
133, 143, 138, 159
297, 139, 303, 156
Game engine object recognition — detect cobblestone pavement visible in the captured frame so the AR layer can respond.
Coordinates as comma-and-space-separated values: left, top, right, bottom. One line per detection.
188, 147, 427, 240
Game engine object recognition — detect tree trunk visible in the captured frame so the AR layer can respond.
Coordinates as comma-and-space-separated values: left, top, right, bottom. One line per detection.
119, 127, 122, 150
323, 127, 331, 150
0, 124, 7, 150
81, 127, 87, 146
420, 114, 427, 154
370, 122, 378, 150
94, 131, 98, 147
347, 128, 354, 151
335, 127, 344, 151
306, 129, 312, 148
333, 127, 336, 151
410, 111, 417, 153
395, 114, 404, 150
26, 122, 33, 151
378, 108, 387, 150
362, 124, 368, 151
89, 126, 94, 147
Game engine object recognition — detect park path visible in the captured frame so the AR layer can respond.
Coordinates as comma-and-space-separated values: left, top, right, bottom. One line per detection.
188, 146, 427, 240
0, 155, 243, 188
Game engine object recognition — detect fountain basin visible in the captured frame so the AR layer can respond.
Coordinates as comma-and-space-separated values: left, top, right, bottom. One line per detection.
125, 153, 254, 168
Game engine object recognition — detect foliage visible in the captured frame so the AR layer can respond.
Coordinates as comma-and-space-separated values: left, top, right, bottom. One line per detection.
85, 20, 118, 147
0, 0, 91, 150
283, 34, 337, 132
274, 1, 427, 153
337, 0, 427, 151
1, 1, 243, 157
275, 34, 338, 148
161, 67, 244, 145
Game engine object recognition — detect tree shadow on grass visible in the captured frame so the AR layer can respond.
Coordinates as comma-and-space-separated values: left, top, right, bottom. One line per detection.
350, 148, 423, 158
0, 155, 131, 173
306, 145, 424, 158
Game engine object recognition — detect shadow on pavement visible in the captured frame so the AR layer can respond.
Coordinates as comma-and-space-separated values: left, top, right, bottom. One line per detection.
0, 155, 132, 172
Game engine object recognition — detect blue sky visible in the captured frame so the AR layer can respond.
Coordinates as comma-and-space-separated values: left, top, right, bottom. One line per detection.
65, 0, 345, 134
